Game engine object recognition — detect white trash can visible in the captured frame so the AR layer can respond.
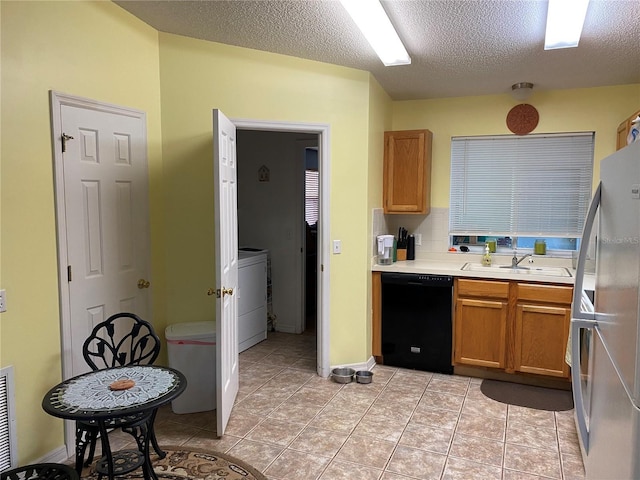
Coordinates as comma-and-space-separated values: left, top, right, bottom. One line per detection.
165, 321, 216, 414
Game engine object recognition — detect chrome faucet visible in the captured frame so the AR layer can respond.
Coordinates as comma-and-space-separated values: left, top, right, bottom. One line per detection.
511, 252, 534, 267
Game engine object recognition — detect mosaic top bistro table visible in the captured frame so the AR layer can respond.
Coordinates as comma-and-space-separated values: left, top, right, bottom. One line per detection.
42, 365, 187, 480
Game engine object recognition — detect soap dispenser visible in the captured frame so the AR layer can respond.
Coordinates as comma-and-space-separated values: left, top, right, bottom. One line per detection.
482, 244, 492, 266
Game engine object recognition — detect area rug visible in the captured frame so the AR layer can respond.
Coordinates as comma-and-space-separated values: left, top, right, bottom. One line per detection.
82, 447, 267, 480
480, 379, 574, 411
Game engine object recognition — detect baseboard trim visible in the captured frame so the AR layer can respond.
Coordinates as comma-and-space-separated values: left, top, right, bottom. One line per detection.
36, 445, 68, 464
330, 356, 376, 373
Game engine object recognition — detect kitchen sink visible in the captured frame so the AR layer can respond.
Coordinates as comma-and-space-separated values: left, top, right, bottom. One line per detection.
461, 262, 572, 277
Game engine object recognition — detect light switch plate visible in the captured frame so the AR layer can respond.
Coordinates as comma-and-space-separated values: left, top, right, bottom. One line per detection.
333, 240, 342, 254
0, 289, 6, 313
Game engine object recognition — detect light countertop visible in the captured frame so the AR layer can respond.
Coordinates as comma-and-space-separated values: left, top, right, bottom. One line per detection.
372, 252, 595, 290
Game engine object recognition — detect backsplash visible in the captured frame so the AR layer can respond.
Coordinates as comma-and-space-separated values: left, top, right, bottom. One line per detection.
372, 208, 450, 260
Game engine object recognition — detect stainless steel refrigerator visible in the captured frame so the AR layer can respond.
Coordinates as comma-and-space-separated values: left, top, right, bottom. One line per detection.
571, 141, 640, 479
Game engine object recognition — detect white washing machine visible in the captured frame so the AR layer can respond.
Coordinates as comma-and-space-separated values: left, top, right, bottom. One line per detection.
238, 248, 268, 352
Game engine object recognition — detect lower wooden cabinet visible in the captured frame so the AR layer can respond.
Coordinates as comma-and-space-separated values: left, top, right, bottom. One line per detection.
514, 283, 572, 378
455, 298, 507, 369
514, 304, 570, 377
454, 279, 508, 369
454, 278, 572, 379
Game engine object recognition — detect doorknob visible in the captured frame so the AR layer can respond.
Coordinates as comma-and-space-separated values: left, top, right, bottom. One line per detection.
137, 279, 151, 289
209, 287, 233, 298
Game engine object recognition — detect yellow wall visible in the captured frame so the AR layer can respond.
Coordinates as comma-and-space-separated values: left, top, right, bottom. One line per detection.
1, 0, 638, 466
392, 84, 640, 207
365, 77, 392, 353
156, 32, 375, 367
0, 0, 162, 463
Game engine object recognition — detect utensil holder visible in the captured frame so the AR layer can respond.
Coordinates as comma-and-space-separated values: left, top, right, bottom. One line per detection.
396, 248, 407, 261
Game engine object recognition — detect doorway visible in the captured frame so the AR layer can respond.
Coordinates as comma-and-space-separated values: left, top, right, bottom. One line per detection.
233, 119, 330, 377
303, 146, 319, 334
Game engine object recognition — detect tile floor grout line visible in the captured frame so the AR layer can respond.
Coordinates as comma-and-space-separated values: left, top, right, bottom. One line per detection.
443, 376, 472, 479
352, 367, 404, 476
244, 361, 343, 480
389, 370, 441, 477
73, 332, 584, 480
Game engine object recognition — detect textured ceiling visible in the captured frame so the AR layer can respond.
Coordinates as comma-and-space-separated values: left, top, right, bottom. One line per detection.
114, 0, 640, 100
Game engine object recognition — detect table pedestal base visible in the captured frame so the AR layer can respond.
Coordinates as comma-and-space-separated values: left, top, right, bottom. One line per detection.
95, 411, 158, 480
96, 450, 144, 477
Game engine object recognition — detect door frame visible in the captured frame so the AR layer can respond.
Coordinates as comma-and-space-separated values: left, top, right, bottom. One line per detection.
49, 91, 150, 455
233, 118, 330, 377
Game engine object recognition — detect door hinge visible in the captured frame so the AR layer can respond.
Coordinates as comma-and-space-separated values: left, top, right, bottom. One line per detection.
321, 264, 324, 272
67, 265, 72, 282
61, 133, 74, 153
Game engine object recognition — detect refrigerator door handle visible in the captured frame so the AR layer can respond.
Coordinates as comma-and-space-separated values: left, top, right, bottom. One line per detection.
571, 182, 601, 320
571, 317, 596, 453
570, 182, 601, 456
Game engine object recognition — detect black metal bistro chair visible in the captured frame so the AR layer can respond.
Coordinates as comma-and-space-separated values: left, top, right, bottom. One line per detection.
0, 463, 79, 480
75, 313, 162, 474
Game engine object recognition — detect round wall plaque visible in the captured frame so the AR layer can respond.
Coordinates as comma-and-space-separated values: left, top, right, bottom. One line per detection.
506, 104, 539, 135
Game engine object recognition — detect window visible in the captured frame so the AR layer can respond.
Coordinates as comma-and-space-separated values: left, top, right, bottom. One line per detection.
305, 169, 319, 226
449, 133, 594, 250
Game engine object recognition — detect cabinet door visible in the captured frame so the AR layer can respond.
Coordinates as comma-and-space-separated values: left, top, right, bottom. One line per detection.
617, 120, 629, 151
514, 303, 570, 378
372, 272, 382, 359
454, 298, 507, 369
383, 130, 432, 214
616, 109, 640, 151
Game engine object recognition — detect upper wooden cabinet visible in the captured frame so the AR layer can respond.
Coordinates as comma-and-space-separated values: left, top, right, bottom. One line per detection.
383, 129, 432, 214
616, 109, 640, 151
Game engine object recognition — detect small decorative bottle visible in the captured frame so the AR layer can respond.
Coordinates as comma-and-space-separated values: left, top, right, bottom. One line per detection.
482, 244, 492, 266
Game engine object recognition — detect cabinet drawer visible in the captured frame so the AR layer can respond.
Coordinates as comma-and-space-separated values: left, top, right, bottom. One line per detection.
457, 278, 509, 299
517, 283, 573, 305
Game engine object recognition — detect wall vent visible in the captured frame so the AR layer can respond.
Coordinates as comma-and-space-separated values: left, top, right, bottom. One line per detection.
0, 366, 17, 471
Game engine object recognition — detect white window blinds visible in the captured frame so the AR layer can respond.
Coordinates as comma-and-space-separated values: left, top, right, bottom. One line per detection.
305, 170, 319, 226
449, 133, 594, 237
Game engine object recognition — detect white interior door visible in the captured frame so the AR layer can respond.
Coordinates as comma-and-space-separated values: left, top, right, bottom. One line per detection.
213, 109, 239, 436
52, 93, 151, 381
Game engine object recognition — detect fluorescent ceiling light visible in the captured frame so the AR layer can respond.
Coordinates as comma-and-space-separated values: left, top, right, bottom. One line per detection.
544, 0, 590, 50
340, 0, 411, 66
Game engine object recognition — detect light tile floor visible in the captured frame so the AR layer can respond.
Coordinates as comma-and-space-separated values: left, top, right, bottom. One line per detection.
90, 331, 586, 480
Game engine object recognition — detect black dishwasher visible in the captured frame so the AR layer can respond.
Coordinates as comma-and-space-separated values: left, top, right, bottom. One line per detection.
381, 272, 453, 374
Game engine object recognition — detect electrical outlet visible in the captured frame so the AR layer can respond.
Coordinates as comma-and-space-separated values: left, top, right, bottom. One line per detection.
415, 234, 422, 246
333, 240, 342, 254
0, 289, 6, 313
